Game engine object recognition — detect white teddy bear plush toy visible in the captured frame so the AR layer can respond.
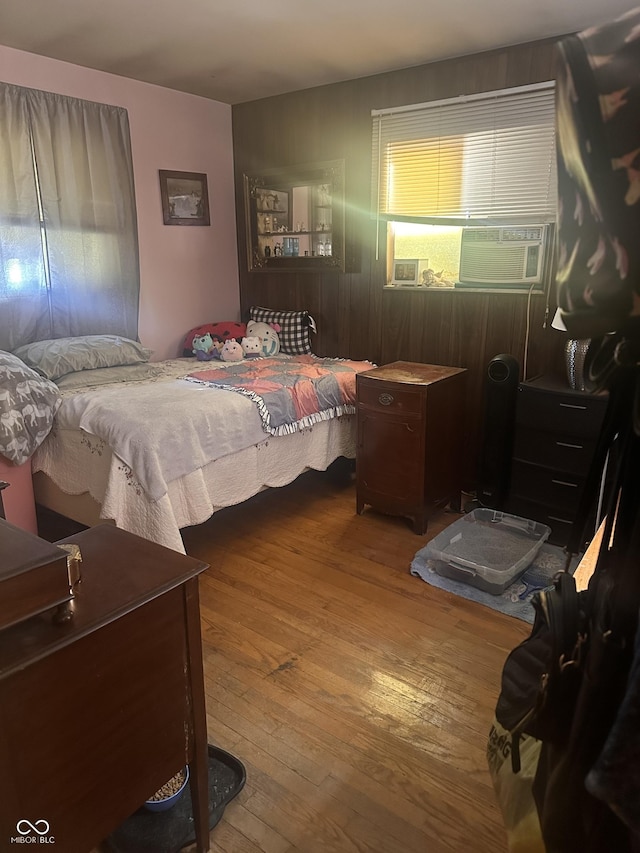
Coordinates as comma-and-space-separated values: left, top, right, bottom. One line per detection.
241, 336, 262, 358
245, 321, 281, 357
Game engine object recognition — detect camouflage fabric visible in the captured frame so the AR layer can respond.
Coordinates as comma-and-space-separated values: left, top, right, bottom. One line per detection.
556, 7, 640, 339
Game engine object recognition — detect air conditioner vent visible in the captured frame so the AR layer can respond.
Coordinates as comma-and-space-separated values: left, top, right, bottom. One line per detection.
462, 228, 501, 243
458, 225, 548, 286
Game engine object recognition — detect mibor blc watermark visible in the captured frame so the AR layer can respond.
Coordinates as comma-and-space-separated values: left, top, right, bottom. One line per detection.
10, 820, 55, 844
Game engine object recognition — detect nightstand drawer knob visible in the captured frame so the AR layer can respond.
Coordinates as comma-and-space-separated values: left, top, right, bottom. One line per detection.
379, 393, 394, 406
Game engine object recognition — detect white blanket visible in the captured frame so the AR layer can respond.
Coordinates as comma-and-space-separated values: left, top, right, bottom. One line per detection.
34, 416, 356, 552
53, 359, 267, 501
33, 358, 357, 552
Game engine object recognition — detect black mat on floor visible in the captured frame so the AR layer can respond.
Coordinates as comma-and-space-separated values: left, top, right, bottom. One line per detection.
104, 745, 246, 853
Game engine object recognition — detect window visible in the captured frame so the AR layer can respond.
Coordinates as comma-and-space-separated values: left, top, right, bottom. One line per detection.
0, 83, 140, 352
371, 82, 557, 290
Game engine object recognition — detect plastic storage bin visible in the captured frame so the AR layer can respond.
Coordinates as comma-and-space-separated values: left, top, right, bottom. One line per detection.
423, 508, 551, 594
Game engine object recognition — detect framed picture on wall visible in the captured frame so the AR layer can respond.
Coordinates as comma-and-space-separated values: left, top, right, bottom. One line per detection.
391, 259, 419, 285
159, 170, 210, 226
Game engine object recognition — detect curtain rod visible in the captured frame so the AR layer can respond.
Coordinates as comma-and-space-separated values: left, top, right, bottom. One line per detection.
371, 80, 555, 118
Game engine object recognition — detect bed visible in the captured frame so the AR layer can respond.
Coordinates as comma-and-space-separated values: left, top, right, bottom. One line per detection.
30, 354, 368, 553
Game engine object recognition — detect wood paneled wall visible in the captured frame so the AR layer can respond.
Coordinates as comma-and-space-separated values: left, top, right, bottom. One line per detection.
232, 37, 567, 487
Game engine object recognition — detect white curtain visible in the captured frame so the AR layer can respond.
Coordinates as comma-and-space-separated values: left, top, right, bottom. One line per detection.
0, 83, 140, 352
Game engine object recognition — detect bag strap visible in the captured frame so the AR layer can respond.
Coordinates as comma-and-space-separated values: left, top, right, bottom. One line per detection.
597, 383, 640, 621
572, 368, 640, 668
554, 571, 579, 661
567, 364, 628, 555
507, 573, 582, 774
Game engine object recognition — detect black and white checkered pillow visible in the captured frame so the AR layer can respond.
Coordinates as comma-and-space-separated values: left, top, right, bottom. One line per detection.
248, 306, 316, 355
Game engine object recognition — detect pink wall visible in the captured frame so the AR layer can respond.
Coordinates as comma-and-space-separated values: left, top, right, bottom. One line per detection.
0, 456, 37, 534
0, 45, 240, 360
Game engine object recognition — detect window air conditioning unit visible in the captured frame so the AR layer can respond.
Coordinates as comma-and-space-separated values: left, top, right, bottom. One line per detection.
458, 225, 549, 286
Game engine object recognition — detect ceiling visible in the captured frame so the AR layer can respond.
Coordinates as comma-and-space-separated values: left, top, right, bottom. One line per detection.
0, 0, 636, 105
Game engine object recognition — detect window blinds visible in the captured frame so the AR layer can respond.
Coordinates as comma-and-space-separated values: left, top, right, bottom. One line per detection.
371, 82, 557, 224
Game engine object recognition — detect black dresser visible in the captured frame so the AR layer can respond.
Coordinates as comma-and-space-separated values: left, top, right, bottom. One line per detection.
505, 375, 608, 547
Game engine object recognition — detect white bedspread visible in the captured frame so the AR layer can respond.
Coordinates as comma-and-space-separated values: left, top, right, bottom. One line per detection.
32, 358, 356, 552
53, 358, 267, 501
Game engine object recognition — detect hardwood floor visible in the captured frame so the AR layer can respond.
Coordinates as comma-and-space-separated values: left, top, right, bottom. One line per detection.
174, 466, 529, 853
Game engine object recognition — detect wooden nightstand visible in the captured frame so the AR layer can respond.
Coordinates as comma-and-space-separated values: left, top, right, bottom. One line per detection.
356, 361, 467, 534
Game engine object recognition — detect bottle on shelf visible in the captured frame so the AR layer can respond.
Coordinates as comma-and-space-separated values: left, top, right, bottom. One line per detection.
324, 238, 332, 256
264, 215, 271, 233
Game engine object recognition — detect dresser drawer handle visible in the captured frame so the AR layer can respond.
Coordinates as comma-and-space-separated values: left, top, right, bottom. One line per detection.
379, 393, 394, 406
548, 515, 573, 524
551, 479, 578, 488
559, 402, 587, 410
555, 441, 584, 450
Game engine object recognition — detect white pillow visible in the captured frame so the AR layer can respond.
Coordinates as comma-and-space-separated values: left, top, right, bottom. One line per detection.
55, 363, 164, 390
13, 335, 152, 381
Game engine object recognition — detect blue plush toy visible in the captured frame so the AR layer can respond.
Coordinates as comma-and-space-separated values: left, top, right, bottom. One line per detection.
192, 332, 221, 361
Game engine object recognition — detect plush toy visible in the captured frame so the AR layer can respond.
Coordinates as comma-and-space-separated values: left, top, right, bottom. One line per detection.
192, 332, 221, 361
246, 320, 281, 357
220, 339, 245, 361
182, 322, 247, 358
241, 336, 261, 358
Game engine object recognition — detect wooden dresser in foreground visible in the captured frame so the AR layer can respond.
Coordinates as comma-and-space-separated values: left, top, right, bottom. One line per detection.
0, 522, 211, 853
356, 361, 467, 534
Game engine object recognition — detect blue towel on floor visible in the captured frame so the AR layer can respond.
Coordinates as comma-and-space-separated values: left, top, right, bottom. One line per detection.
410, 542, 579, 623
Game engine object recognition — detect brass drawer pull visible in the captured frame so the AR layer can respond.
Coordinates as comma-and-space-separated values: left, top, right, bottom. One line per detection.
379, 393, 394, 406
551, 479, 578, 488
555, 441, 584, 450
548, 514, 573, 524
559, 402, 587, 411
